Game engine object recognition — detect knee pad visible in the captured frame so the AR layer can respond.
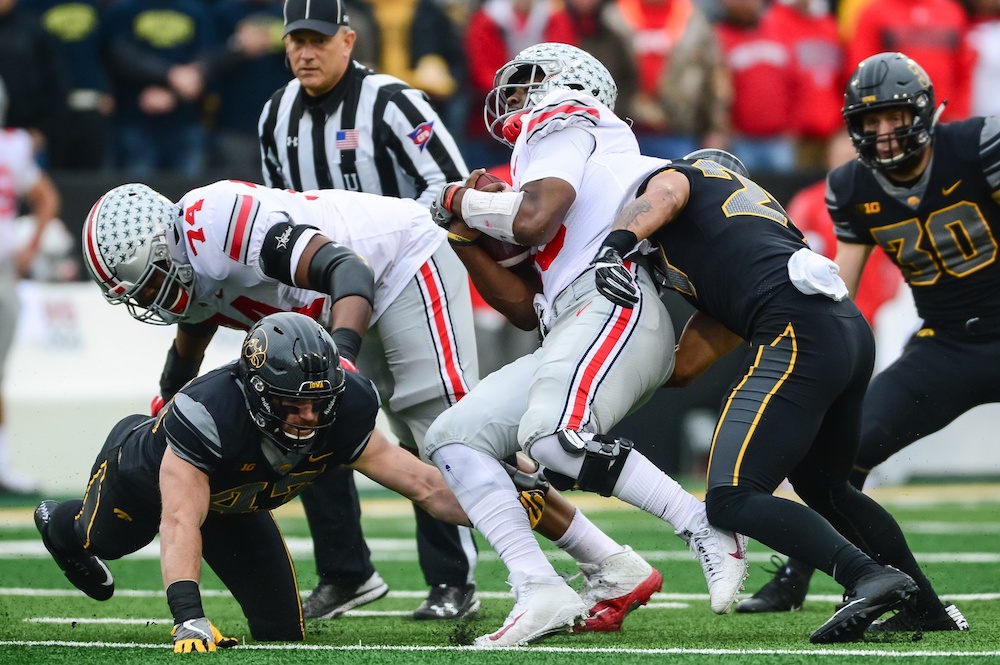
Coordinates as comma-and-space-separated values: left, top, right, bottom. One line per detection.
552, 430, 633, 497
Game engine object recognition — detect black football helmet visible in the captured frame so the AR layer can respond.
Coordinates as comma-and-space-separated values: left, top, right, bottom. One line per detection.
239, 312, 346, 453
842, 52, 942, 173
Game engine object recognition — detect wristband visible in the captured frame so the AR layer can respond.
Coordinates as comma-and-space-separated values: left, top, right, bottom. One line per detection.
601, 229, 639, 256
447, 231, 478, 246
166, 580, 205, 624
330, 327, 363, 362
443, 185, 460, 215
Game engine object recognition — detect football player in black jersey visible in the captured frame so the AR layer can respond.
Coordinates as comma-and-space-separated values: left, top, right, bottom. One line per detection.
32, 312, 468, 652
736, 52, 983, 633
590, 148, 958, 643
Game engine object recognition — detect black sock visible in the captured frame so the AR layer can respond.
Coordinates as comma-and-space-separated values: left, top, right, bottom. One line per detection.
46, 499, 85, 555
830, 544, 883, 590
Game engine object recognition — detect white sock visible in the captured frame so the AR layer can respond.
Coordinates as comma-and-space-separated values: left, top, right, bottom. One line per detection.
612, 448, 703, 530
432, 444, 556, 578
552, 509, 624, 566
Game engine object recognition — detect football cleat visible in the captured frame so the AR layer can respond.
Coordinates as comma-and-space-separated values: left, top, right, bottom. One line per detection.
474, 572, 588, 647
412, 583, 481, 620
868, 602, 969, 633
34, 500, 114, 601
575, 546, 663, 632
735, 556, 809, 613
676, 513, 749, 614
302, 571, 389, 619
810, 566, 918, 644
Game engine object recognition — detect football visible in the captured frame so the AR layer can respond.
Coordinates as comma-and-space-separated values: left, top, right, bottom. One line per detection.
470, 173, 530, 268
473, 171, 506, 191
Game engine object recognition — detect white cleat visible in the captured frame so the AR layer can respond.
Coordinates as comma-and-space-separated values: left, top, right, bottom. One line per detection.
676, 513, 749, 614
576, 546, 663, 632
474, 572, 588, 647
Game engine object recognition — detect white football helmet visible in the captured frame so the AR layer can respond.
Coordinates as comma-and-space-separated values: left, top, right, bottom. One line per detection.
82, 183, 194, 325
484, 42, 617, 147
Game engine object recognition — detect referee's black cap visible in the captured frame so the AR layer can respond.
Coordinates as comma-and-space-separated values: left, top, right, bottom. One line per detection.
283, 0, 350, 37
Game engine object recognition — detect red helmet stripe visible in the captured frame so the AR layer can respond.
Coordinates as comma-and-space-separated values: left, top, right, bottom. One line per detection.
83, 195, 117, 287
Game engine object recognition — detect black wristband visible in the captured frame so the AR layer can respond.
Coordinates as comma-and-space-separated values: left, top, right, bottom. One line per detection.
159, 343, 203, 401
330, 328, 363, 362
166, 580, 204, 624
602, 229, 638, 256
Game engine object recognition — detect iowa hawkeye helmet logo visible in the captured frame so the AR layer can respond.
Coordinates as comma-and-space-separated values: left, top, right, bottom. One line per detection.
243, 329, 268, 369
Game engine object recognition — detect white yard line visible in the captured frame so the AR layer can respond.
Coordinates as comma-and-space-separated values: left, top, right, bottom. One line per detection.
1, 639, 998, 657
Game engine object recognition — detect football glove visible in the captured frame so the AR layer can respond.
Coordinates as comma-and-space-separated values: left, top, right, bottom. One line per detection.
430, 182, 463, 229
171, 617, 238, 653
593, 245, 639, 308
518, 489, 546, 529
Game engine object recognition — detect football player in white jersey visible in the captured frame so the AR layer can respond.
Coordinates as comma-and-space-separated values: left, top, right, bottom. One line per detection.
427, 43, 750, 646
81, 178, 658, 633
0, 75, 60, 494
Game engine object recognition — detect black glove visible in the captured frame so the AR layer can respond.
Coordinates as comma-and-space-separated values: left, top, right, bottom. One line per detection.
593, 245, 639, 307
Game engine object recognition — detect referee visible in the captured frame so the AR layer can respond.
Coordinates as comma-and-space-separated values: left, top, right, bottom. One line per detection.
259, 0, 466, 206
258, 0, 478, 622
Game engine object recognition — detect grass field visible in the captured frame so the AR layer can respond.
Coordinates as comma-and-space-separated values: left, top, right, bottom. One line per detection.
1, 483, 998, 664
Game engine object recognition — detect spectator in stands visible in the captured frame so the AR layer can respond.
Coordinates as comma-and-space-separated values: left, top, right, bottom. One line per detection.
784, 132, 902, 326
0, 75, 61, 495
205, 0, 287, 179
462, 0, 576, 169
104, 0, 217, 177
715, 0, 797, 173
963, 0, 1000, 118
556, 0, 639, 123
846, 0, 972, 122
0, 0, 68, 157
616, 0, 729, 158
367, 0, 466, 142
33, 0, 114, 171
768, 0, 846, 168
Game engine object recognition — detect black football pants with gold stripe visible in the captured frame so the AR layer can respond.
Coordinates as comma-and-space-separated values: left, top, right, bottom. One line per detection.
44, 415, 305, 641
702, 300, 935, 592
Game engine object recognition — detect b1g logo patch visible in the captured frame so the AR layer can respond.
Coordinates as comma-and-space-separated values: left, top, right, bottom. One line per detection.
408, 121, 434, 152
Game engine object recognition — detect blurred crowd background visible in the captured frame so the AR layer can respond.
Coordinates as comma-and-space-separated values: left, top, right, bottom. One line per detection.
3, 0, 998, 185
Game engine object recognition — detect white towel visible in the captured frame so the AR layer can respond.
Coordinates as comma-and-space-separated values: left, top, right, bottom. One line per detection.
787, 247, 848, 301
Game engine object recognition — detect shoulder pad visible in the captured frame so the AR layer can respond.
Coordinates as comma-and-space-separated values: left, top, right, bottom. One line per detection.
523, 90, 602, 145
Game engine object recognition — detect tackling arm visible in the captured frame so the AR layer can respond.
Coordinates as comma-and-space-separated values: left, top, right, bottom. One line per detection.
350, 429, 471, 527
665, 311, 744, 388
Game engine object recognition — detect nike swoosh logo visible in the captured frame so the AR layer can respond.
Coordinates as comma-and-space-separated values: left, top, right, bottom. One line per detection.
308, 452, 335, 462
576, 302, 592, 316
729, 550, 744, 560
489, 611, 526, 640
942, 180, 961, 196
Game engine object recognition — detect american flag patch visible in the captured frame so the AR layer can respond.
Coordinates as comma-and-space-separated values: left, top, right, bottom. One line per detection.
335, 129, 359, 150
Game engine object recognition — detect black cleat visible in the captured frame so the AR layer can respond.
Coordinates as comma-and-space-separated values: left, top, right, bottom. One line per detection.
735, 555, 809, 613
34, 500, 114, 601
810, 566, 918, 644
302, 571, 389, 619
412, 583, 480, 620
869, 602, 969, 633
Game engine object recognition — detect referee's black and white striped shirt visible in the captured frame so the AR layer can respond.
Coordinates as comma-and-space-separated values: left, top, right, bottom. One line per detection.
258, 61, 468, 208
